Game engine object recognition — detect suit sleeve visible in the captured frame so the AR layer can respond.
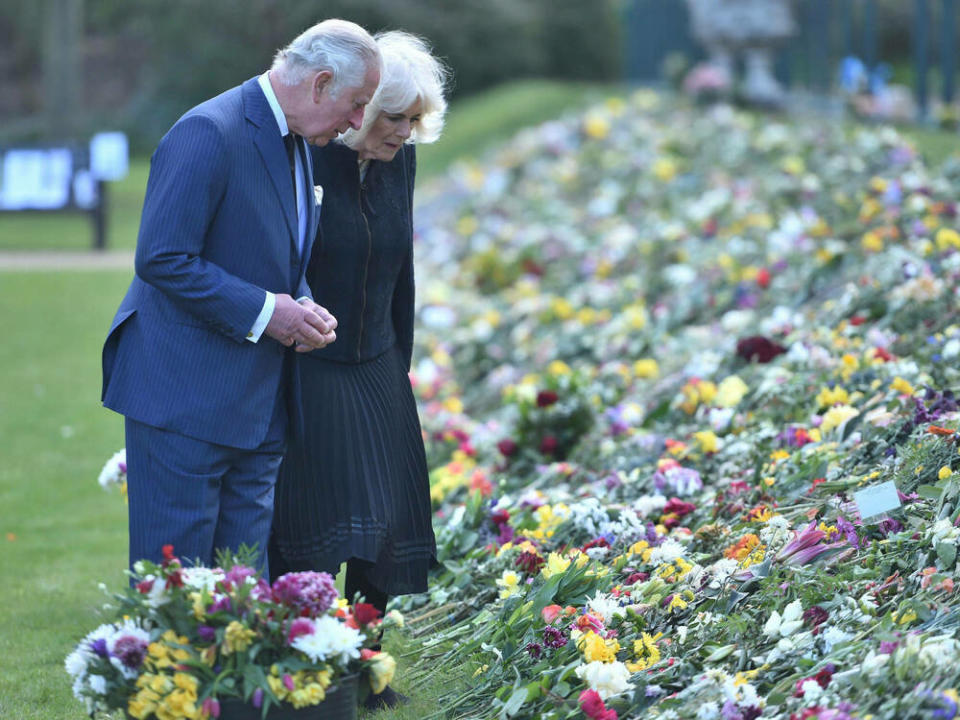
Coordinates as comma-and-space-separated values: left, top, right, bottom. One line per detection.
391, 146, 417, 371
134, 114, 267, 343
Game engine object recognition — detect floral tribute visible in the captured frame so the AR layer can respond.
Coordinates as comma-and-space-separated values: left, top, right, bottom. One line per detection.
391, 90, 960, 719
65, 545, 399, 718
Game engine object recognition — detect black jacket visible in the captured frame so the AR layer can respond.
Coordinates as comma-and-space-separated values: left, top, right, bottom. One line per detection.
305, 141, 416, 369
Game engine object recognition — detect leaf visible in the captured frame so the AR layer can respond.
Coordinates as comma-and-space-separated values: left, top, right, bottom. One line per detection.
841, 411, 863, 441
937, 541, 957, 568
502, 686, 527, 717
642, 400, 670, 428
531, 574, 563, 614
917, 484, 944, 500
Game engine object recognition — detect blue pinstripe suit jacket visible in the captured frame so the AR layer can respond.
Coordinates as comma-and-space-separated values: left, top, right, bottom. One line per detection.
102, 77, 320, 450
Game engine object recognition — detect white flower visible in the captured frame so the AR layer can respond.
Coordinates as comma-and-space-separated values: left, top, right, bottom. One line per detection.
763, 599, 804, 639
139, 575, 171, 608
647, 539, 685, 564
88, 675, 107, 695
632, 494, 667, 519
800, 679, 823, 702
292, 616, 363, 666
97, 449, 126, 490
587, 592, 624, 623
575, 660, 633, 700
821, 625, 852, 653
385, 610, 404, 628
697, 701, 720, 719
181, 567, 225, 593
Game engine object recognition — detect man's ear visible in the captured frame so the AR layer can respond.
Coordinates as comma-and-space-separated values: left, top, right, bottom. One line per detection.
312, 70, 334, 102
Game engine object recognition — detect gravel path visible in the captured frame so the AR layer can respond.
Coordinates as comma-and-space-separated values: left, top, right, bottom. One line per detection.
0, 250, 134, 271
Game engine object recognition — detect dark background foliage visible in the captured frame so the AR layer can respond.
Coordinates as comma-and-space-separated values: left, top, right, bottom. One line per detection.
0, 0, 624, 150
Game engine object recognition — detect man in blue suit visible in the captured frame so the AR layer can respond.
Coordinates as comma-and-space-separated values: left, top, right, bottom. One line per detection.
102, 19, 381, 574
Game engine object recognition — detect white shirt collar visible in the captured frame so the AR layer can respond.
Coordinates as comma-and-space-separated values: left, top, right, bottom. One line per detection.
257, 71, 290, 136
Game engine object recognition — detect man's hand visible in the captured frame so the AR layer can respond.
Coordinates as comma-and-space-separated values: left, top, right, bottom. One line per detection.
265, 294, 337, 350
294, 298, 337, 351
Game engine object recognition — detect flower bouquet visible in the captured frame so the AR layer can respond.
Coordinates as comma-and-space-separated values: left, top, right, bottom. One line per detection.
65, 546, 400, 719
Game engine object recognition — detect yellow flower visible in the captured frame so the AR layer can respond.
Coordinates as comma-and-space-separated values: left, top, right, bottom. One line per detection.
861, 230, 884, 252
769, 449, 790, 462
820, 405, 860, 433
496, 570, 521, 599
890, 376, 915, 395
456, 215, 478, 236
694, 430, 719, 454
541, 552, 571, 579
936, 228, 960, 251
698, 381, 717, 405
367, 652, 397, 695
577, 630, 620, 663
547, 360, 572, 376
816, 385, 849, 408
781, 155, 805, 175
940, 466, 953, 480
633, 358, 659, 379
583, 112, 610, 139
442, 396, 464, 414
623, 304, 648, 330
715, 376, 749, 408
629, 632, 663, 670
667, 594, 688, 612
222, 620, 256, 655
551, 297, 575, 320
652, 157, 678, 182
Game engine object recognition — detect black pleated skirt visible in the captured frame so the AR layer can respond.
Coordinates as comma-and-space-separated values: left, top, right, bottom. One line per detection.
270, 344, 436, 595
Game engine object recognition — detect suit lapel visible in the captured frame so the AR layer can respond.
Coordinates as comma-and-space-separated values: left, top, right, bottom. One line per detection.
243, 79, 297, 244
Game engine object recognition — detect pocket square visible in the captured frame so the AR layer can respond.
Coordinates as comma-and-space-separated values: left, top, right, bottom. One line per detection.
313, 184, 323, 206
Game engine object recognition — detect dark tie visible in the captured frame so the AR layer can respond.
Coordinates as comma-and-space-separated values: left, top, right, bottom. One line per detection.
283, 133, 298, 208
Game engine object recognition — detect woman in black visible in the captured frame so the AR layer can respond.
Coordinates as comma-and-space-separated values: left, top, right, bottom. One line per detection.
269, 31, 448, 709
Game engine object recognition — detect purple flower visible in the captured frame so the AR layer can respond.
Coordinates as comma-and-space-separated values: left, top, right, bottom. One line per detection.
209, 596, 233, 614
543, 626, 568, 649
198, 625, 217, 643
775, 521, 847, 565
879, 640, 899, 654
835, 516, 862, 548
252, 688, 264, 709
224, 565, 258, 587
525, 642, 543, 658
111, 635, 148, 670
89, 638, 109, 657
271, 572, 338, 616
721, 700, 743, 720
652, 466, 702, 497
877, 517, 903, 536
287, 618, 315, 644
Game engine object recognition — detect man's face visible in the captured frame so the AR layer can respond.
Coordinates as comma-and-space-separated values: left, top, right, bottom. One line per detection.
358, 98, 422, 162
297, 66, 380, 147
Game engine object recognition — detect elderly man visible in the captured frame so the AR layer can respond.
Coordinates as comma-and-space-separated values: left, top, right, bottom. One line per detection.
101, 19, 381, 574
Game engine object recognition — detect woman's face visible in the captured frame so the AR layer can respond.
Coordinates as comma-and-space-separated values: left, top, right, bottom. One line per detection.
357, 98, 423, 162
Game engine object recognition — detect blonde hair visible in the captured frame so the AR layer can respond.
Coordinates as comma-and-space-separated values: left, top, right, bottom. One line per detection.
341, 30, 449, 148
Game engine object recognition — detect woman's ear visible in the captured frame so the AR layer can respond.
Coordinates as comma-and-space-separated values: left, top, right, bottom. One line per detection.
312, 70, 333, 102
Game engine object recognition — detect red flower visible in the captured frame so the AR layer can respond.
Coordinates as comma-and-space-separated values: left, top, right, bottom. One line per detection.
515, 551, 545, 575
490, 509, 511, 526
497, 438, 518, 457
756, 267, 771, 288
539, 435, 559, 455
736, 335, 786, 363
135, 578, 155, 595
536, 390, 559, 407
162, 544, 176, 562
352, 603, 382, 627
663, 498, 696, 517
579, 689, 618, 720
872, 346, 893, 361
582, 537, 611, 552
849, 314, 867, 326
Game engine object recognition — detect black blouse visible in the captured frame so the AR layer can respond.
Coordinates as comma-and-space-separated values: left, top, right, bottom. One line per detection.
305, 141, 416, 369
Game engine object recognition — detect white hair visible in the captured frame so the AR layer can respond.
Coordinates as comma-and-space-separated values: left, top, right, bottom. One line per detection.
271, 19, 381, 98
341, 30, 449, 148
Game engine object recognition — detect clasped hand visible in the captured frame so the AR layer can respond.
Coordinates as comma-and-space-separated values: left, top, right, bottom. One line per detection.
265, 294, 337, 351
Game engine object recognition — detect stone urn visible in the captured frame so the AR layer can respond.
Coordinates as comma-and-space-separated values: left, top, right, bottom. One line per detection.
685, 0, 796, 107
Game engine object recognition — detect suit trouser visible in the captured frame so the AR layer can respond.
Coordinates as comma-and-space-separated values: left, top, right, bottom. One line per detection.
125, 385, 286, 576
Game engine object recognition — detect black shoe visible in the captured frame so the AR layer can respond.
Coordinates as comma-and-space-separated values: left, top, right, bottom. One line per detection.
363, 685, 409, 711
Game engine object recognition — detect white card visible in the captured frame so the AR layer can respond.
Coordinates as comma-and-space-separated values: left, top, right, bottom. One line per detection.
853, 480, 901, 520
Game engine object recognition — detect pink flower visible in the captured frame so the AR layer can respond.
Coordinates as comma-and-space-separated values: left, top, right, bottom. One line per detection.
775, 521, 846, 565
201, 698, 221, 718
287, 618, 314, 644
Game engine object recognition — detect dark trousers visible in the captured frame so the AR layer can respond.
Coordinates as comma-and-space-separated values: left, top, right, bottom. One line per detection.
125, 389, 286, 576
